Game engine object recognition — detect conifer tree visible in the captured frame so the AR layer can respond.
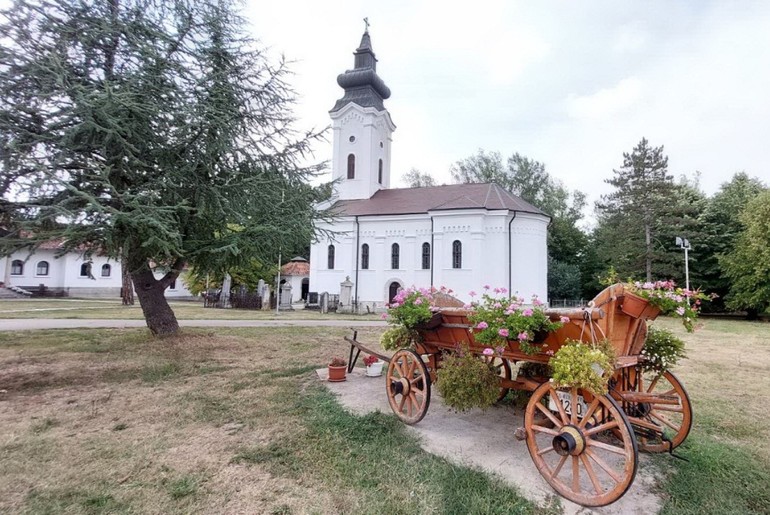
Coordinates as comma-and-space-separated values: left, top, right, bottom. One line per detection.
0, 0, 328, 335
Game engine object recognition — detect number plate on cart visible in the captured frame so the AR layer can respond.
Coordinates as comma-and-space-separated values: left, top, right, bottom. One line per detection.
548, 390, 588, 418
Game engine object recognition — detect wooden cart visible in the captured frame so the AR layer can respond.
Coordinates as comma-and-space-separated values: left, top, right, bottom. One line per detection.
346, 284, 693, 507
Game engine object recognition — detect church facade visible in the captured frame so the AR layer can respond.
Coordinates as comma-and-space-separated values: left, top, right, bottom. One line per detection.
308, 30, 549, 311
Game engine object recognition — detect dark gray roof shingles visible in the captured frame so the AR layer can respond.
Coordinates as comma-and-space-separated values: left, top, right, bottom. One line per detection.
331, 183, 548, 217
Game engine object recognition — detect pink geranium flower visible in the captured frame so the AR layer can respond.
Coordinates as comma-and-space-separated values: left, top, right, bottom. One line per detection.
498, 328, 509, 338
560, 316, 570, 324
518, 331, 529, 341
476, 321, 488, 329
522, 308, 533, 317
482, 347, 494, 356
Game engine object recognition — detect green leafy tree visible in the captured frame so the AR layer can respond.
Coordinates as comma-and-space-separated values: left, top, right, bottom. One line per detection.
720, 190, 770, 317
450, 149, 588, 299
0, 0, 328, 335
697, 172, 766, 310
402, 168, 437, 188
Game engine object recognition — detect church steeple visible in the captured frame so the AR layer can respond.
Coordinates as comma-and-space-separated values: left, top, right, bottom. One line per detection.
330, 29, 391, 113
329, 25, 396, 201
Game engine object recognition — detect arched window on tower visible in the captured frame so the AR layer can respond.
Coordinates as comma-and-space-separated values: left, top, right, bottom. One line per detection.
421, 242, 431, 270
327, 244, 335, 269
361, 243, 369, 270
452, 240, 462, 269
347, 154, 355, 179
391, 243, 400, 269
378, 159, 383, 184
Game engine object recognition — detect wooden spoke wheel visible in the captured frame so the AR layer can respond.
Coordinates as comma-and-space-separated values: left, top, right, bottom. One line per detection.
386, 349, 431, 425
481, 355, 512, 402
525, 382, 638, 507
617, 368, 693, 453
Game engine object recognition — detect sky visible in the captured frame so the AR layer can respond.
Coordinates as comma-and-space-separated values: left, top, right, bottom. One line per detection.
243, 0, 770, 218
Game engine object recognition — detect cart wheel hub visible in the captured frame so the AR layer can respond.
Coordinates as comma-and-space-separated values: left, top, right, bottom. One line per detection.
553, 425, 586, 456
398, 377, 410, 395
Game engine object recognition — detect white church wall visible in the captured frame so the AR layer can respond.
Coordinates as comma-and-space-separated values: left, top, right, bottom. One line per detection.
308, 209, 549, 310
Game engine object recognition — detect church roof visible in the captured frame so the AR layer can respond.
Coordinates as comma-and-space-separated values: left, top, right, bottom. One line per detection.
330, 183, 549, 217
331, 30, 391, 113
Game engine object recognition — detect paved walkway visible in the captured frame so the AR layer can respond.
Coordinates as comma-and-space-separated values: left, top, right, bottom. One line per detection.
0, 319, 388, 331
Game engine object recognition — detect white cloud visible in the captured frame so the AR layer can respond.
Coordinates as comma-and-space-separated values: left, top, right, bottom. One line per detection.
566, 77, 644, 120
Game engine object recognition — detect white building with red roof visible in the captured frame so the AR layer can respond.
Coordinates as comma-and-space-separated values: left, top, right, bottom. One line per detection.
308, 30, 550, 311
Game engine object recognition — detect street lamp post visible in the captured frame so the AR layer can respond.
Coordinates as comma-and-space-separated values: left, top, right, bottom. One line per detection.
676, 237, 691, 293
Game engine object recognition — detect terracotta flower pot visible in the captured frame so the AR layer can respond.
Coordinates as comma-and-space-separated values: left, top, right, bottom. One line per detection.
327, 364, 347, 382
620, 293, 661, 320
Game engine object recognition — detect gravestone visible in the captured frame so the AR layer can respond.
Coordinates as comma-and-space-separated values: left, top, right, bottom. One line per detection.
338, 276, 354, 314
279, 282, 294, 311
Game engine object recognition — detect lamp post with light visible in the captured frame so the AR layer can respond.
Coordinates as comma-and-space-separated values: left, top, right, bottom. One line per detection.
676, 237, 691, 293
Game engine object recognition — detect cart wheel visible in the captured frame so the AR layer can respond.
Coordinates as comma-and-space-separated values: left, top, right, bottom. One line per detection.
386, 349, 431, 425
525, 382, 638, 507
481, 355, 512, 402
623, 369, 693, 453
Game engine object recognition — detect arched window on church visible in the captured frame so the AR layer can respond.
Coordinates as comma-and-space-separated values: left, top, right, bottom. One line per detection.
36, 261, 49, 276
421, 242, 431, 270
361, 243, 369, 270
391, 243, 400, 269
378, 159, 383, 184
10, 260, 23, 275
327, 245, 335, 269
101, 264, 111, 277
347, 154, 355, 179
452, 240, 462, 269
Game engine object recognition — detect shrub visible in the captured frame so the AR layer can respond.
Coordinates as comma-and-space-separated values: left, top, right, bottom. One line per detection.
436, 345, 500, 411
641, 326, 686, 373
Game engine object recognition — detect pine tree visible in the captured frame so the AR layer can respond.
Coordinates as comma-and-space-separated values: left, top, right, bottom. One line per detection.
596, 138, 686, 282
0, 0, 328, 335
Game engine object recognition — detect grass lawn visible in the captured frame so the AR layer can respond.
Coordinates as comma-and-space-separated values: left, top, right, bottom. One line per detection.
0, 318, 768, 513
0, 298, 381, 321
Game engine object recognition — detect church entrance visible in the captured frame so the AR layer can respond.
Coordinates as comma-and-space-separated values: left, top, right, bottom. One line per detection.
301, 278, 309, 300
388, 281, 401, 303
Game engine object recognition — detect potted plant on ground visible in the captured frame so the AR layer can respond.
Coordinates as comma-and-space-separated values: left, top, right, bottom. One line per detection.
363, 354, 384, 377
327, 357, 347, 382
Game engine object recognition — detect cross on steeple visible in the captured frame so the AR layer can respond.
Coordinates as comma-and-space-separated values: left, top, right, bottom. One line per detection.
363, 17, 369, 33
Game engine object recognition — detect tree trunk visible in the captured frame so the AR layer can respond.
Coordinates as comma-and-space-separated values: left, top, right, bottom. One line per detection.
131, 268, 179, 336
121, 256, 134, 305
644, 222, 652, 282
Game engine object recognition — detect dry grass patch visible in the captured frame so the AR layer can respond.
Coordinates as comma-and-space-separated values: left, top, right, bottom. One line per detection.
0, 326, 378, 514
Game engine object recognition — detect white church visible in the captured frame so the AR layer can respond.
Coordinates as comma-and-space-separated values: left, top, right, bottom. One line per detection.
308, 30, 550, 311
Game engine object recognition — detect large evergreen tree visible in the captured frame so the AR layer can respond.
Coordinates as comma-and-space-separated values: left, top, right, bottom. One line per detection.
0, 0, 328, 335
594, 138, 702, 283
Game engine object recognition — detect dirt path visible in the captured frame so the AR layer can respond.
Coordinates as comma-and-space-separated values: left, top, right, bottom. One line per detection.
0, 319, 387, 331
321, 367, 662, 515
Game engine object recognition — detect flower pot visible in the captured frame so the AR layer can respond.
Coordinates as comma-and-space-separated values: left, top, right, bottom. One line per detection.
366, 360, 384, 377
327, 364, 347, 382
620, 293, 661, 320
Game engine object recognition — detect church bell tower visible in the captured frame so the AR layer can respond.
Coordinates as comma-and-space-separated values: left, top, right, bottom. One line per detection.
330, 26, 396, 200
